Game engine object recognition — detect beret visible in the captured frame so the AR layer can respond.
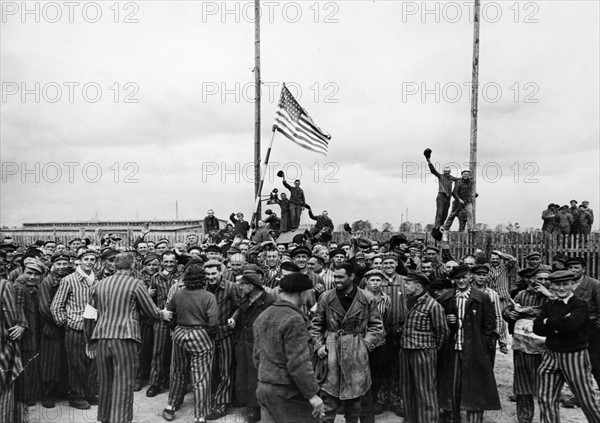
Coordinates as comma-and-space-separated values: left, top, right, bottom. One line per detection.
364, 269, 385, 280
238, 270, 263, 287
291, 246, 311, 258
50, 252, 71, 263
449, 264, 471, 279
471, 264, 490, 274
279, 273, 313, 293
311, 255, 326, 265
329, 249, 346, 259
100, 247, 119, 260
548, 270, 576, 283
0, 244, 18, 252
77, 249, 98, 260
205, 245, 222, 253
525, 251, 541, 259
280, 261, 300, 272
565, 256, 586, 267
142, 253, 160, 265
406, 271, 430, 287
424, 245, 440, 253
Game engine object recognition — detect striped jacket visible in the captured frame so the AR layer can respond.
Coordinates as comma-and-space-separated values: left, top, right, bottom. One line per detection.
400, 291, 449, 350
86, 270, 163, 342
51, 270, 95, 331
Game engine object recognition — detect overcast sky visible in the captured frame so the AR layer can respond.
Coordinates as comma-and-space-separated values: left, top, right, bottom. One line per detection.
1, 1, 599, 231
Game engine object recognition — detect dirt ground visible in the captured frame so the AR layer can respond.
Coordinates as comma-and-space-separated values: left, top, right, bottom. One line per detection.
28, 337, 589, 423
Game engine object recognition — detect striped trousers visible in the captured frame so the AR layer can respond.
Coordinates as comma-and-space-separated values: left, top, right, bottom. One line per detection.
514, 351, 542, 423
149, 321, 172, 387
65, 328, 97, 400
97, 339, 139, 423
0, 383, 15, 423
400, 348, 439, 423
136, 322, 154, 383
537, 349, 600, 423
40, 336, 66, 383
211, 336, 233, 407
170, 327, 214, 419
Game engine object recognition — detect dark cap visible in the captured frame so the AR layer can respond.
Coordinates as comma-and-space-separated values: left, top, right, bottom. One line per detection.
471, 264, 490, 275
405, 271, 430, 287
329, 249, 346, 259
533, 265, 552, 276
279, 273, 313, 293
548, 270, 576, 283
280, 261, 300, 272
525, 251, 541, 260
552, 253, 568, 262
238, 270, 263, 287
518, 267, 536, 278
291, 246, 311, 258
424, 245, 440, 253
205, 245, 222, 254
565, 256, 586, 267
449, 264, 471, 279
50, 252, 71, 263
77, 249, 98, 260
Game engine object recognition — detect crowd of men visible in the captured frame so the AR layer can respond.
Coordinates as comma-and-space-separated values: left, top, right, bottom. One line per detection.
1, 216, 599, 423
541, 200, 594, 235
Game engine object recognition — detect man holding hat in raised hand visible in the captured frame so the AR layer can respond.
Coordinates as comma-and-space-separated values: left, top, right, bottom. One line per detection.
253, 272, 324, 423
438, 264, 500, 423
534, 270, 600, 422
51, 248, 99, 410
400, 271, 449, 423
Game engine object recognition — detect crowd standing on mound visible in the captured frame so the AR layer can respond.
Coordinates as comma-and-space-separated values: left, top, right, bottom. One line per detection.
1, 204, 599, 423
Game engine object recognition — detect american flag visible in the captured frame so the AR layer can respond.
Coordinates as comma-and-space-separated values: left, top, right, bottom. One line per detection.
274, 84, 331, 156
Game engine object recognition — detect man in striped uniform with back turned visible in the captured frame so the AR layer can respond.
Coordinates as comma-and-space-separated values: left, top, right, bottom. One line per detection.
83, 252, 173, 423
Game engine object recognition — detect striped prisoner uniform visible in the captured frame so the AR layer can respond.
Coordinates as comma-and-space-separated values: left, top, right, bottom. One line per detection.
85, 270, 164, 423
51, 268, 98, 402
502, 287, 548, 423
38, 273, 67, 390
0, 279, 24, 423
379, 272, 406, 409
148, 269, 180, 388
488, 257, 517, 301
363, 291, 390, 413
133, 267, 157, 385
206, 278, 241, 408
400, 291, 449, 423
533, 294, 600, 423
167, 287, 219, 420
478, 286, 507, 359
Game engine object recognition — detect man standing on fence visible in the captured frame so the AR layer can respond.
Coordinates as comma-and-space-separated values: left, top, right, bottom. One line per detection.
443, 170, 476, 233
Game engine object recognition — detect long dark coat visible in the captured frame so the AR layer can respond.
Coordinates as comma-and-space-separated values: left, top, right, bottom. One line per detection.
437, 288, 501, 411
233, 290, 276, 407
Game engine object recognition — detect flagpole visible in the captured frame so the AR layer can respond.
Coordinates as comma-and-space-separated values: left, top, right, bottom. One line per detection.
251, 127, 278, 226
469, 0, 481, 225
254, 0, 262, 225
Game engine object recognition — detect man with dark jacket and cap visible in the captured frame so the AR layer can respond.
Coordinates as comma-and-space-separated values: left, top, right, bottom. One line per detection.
578, 201, 594, 235
231, 270, 276, 423
425, 150, 459, 229
541, 204, 559, 233
438, 264, 501, 423
561, 256, 600, 408
533, 270, 600, 422
568, 200, 580, 234
400, 271, 449, 423
282, 177, 306, 230
253, 272, 324, 423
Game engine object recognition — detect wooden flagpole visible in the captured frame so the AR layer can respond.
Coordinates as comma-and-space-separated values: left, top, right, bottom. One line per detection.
469, 0, 481, 225
254, 0, 261, 225
251, 127, 277, 225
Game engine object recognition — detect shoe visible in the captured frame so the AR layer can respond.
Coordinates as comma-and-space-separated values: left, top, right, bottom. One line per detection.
206, 405, 227, 420
373, 403, 386, 415
561, 396, 580, 408
87, 395, 99, 406
390, 404, 405, 417
508, 394, 517, 402
134, 380, 143, 392
195, 419, 207, 423
41, 398, 56, 408
27, 400, 37, 407
162, 408, 175, 421
69, 399, 91, 410
146, 385, 161, 397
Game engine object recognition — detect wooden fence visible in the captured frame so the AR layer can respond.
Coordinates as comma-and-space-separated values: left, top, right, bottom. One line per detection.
333, 231, 600, 279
